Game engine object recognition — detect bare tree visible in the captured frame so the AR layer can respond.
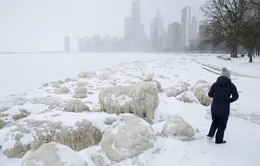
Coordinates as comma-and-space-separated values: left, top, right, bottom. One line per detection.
201, 0, 249, 58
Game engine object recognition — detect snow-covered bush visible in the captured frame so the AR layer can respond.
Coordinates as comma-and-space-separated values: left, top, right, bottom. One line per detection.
1, 114, 102, 158
99, 82, 159, 121
161, 116, 194, 139
55, 86, 70, 94
192, 80, 212, 106
166, 81, 190, 97
21, 142, 88, 166
73, 86, 87, 98
176, 91, 198, 104
101, 114, 155, 162
63, 99, 90, 112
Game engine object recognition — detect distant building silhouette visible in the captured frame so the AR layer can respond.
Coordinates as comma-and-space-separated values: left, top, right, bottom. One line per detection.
64, 36, 71, 52
123, 0, 148, 51
151, 10, 164, 51
191, 16, 198, 40
181, 6, 191, 48
167, 22, 182, 50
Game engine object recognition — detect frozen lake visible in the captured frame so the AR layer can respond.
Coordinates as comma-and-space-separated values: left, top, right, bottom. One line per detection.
0, 52, 179, 100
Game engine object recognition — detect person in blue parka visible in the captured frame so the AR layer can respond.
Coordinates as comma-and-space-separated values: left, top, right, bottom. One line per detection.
207, 67, 239, 144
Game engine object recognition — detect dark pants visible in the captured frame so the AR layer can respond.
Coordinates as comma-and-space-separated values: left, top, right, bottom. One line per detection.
207, 114, 229, 142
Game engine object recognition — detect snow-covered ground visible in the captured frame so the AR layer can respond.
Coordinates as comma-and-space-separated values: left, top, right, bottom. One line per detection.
0, 53, 259, 166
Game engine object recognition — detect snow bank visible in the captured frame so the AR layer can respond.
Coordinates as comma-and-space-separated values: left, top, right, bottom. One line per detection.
21, 142, 88, 166
161, 116, 194, 139
166, 81, 190, 97
0, 111, 104, 158
101, 114, 155, 162
63, 99, 90, 113
99, 82, 159, 121
192, 80, 212, 106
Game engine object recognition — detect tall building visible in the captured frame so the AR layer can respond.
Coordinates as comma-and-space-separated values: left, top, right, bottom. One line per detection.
151, 10, 164, 51
168, 22, 181, 50
123, 0, 147, 51
181, 6, 191, 48
191, 16, 198, 40
64, 36, 71, 52
124, 17, 133, 39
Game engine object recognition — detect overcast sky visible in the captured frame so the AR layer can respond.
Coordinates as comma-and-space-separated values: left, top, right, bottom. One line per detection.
0, 0, 207, 52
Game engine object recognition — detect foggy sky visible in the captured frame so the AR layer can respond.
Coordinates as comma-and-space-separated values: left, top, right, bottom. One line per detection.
0, 0, 207, 52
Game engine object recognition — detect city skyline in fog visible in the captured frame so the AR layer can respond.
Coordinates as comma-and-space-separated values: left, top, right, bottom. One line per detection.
0, 0, 207, 52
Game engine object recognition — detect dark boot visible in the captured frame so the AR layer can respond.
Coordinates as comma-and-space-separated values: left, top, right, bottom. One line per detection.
216, 140, 227, 144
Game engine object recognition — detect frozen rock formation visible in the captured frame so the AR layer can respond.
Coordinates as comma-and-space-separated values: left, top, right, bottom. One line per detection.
55, 86, 70, 94
73, 86, 87, 98
101, 114, 155, 162
0, 108, 30, 129
99, 82, 159, 121
166, 81, 190, 97
161, 116, 194, 139
143, 73, 154, 82
176, 91, 198, 104
21, 142, 88, 166
78, 71, 97, 79
192, 80, 212, 106
1, 113, 102, 158
63, 99, 90, 113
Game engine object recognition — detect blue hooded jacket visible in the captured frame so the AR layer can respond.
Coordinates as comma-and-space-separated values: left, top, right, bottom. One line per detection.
208, 76, 239, 117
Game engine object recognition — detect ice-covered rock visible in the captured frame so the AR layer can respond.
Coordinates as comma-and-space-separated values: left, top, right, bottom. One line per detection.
101, 114, 155, 162
0, 108, 30, 129
73, 86, 87, 98
78, 71, 97, 78
63, 99, 90, 112
21, 142, 88, 166
192, 80, 212, 106
143, 73, 154, 81
51, 81, 63, 88
161, 116, 194, 139
99, 82, 159, 121
29, 97, 63, 110
166, 81, 190, 97
0, 119, 6, 129
151, 80, 163, 93
176, 91, 198, 103
1, 113, 102, 158
90, 154, 105, 166
77, 82, 87, 87
55, 86, 70, 94
41, 83, 49, 87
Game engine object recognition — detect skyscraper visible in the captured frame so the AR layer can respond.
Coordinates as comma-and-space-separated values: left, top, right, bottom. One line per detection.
181, 6, 191, 48
168, 22, 181, 50
151, 10, 164, 51
191, 16, 198, 40
124, 0, 146, 51
64, 36, 71, 52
